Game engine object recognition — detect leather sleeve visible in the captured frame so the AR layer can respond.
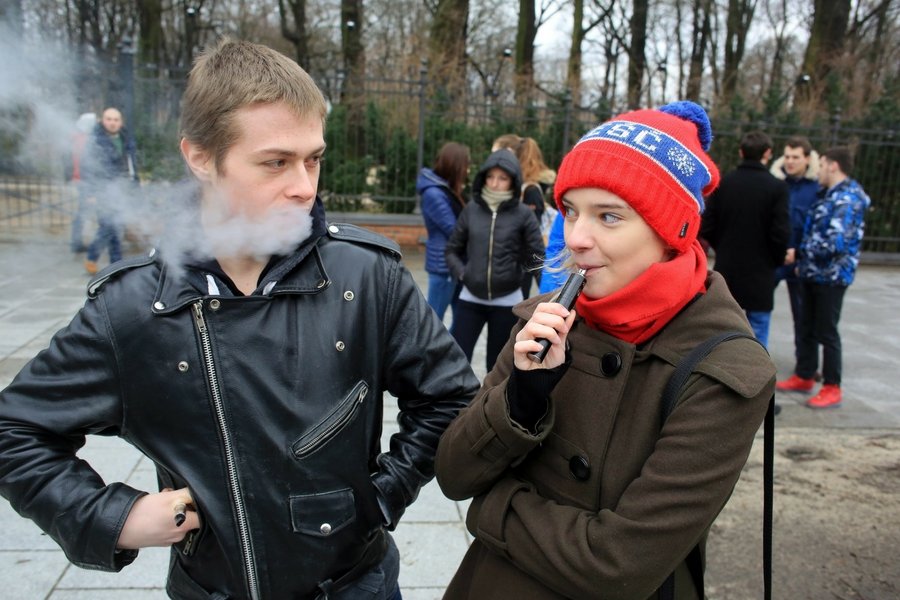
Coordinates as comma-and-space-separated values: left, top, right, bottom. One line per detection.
370, 258, 480, 528
0, 295, 145, 571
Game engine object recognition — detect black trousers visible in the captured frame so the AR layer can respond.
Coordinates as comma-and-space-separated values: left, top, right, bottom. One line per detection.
785, 279, 804, 363
450, 299, 518, 373
795, 281, 846, 385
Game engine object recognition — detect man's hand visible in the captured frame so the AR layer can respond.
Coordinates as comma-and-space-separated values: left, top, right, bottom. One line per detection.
513, 302, 576, 371
117, 487, 199, 550
784, 248, 796, 265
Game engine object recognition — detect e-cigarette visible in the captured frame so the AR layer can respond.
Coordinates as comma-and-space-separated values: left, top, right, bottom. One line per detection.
528, 268, 587, 363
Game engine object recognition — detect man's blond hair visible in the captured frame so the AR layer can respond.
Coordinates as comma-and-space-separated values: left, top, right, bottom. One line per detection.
180, 38, 327, 169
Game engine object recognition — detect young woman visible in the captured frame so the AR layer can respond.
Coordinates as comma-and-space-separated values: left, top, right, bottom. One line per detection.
445, 150, 545, 373
492, 135, 557, 298
436, 102, 775, 599
417, 141, 470, 321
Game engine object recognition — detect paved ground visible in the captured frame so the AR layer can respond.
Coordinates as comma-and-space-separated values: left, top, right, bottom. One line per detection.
0, 234, 898, 599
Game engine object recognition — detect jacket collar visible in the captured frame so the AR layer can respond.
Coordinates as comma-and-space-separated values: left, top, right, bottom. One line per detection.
151, 197, 331, 315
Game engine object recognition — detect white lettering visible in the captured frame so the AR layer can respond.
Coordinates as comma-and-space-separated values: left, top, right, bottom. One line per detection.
634, 130, 661, 152
605, 122, 636, 139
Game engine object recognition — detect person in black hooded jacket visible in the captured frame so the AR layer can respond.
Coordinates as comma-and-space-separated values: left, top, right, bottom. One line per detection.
445, 150, 545, 373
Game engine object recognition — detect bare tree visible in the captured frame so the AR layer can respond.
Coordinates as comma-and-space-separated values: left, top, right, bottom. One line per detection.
278, 0, 310, 67
721, 0, 757, 105
566, 0, 614, 108
626, 0, 648, 108
801, 0, 850, 92
686, 0, 713, 102
428, 0, 469, 97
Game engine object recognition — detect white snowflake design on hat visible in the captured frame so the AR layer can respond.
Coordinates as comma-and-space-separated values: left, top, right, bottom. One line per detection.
667, 147, 696, 177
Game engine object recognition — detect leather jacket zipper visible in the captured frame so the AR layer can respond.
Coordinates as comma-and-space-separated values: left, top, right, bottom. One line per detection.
487, 211, 497, 300
292, 381, 368, 458
191, 301, 260, 600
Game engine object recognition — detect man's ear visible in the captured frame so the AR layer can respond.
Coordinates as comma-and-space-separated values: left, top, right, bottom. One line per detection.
180, 138, 214, 182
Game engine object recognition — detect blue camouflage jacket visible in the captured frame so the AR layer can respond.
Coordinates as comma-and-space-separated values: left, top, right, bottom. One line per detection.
797, 178, 871, 286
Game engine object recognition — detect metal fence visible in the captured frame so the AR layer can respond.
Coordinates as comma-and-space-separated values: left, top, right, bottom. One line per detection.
2, 71, 898, 252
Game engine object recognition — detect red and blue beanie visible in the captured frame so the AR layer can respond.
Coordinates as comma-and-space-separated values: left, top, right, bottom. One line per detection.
554, 101, 720, 253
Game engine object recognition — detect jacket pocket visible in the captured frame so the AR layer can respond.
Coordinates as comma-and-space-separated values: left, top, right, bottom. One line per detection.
157, 467, 207, 558
166, 555, 230, 599
291, 380, 369, 459
289, 487, 357, 537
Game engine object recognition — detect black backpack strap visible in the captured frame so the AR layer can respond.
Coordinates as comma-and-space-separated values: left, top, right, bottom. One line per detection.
657, 332, 774, 600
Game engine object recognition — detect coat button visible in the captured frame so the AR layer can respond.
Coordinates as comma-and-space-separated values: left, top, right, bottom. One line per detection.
569, 455, 590, 481
335, 341, 345, 351
328, 225, 340, 234
600, 352, 622, 376
209, 299, 221, 310
177, 361, 189, 372
343, 290, 354, 301
320, 523, 332, 535
153, 301, 165, 310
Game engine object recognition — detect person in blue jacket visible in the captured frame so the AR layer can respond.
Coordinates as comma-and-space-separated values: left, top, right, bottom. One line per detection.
417, 142, 470, 322
770, 136, 820, 363
777, 146, 871, 409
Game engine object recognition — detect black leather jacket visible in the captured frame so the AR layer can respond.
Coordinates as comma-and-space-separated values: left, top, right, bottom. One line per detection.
0, 216, 479, 599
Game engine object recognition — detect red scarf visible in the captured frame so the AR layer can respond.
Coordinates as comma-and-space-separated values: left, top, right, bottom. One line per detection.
575, 240, 708, 344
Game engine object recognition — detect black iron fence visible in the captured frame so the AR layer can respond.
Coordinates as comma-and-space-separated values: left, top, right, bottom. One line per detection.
2, 70, 898, 252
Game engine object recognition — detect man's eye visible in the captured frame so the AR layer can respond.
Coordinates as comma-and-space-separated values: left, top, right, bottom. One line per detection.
266, 159, 286, 168
306, 156, 323, 167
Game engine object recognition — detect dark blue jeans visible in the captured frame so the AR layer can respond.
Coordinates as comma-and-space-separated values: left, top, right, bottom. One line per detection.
330, 533, 402, 599
796, 282, 846, 385
450, 299, 519, 373
86, 213, 122, 264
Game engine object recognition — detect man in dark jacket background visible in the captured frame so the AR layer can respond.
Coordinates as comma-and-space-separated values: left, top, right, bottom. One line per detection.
81, 106, 140, 275
0, 39, 479, 600
701, 130, 790, 347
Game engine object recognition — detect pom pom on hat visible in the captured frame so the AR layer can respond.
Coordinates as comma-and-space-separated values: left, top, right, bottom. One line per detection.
554, 100, 720, 253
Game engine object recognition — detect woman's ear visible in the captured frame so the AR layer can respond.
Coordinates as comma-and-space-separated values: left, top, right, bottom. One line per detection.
180, 138, 214, 182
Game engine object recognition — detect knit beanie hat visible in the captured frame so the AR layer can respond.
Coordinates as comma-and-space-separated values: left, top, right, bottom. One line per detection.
554, 101, 720, 254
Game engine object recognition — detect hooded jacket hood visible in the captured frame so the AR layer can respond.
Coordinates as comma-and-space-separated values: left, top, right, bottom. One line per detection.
471, 150, 523, 207
770, 150, 820, 181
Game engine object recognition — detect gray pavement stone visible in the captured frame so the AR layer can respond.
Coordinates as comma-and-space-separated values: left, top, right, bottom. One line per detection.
0, 550, 70, 600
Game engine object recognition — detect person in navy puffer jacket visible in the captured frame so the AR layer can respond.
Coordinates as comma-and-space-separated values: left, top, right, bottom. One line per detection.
417, 142, 470, 323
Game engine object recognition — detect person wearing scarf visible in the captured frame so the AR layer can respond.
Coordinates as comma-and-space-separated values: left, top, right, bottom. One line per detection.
445, 150, 545, 374
435, 101, 776, 600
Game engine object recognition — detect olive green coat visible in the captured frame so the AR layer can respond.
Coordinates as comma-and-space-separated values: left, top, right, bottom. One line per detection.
435, 272, 775, 600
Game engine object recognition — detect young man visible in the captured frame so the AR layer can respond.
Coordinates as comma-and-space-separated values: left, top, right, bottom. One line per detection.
700, 130, 790, 347
777, 147, 870, 408
0, 39, 479, 599
770, 136, 820, 368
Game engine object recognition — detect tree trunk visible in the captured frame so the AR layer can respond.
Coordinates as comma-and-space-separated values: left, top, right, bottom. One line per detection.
137, 0, 164, 74
626, 0, 649, 109
721, 0, 756, 106
428, 0, 469, 100
277, 0, 309, 68
800, 0, 850, 110
515, 0, 536, 105
566, 0, 584, 106
686, 0, 712, 102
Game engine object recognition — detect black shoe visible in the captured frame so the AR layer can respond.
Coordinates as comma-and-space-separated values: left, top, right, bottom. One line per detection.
773, 403, 782, 416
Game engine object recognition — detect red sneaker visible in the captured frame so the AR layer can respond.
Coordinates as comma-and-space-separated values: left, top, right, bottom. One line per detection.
776, 374, 816, 392
806, 384, 842, 409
